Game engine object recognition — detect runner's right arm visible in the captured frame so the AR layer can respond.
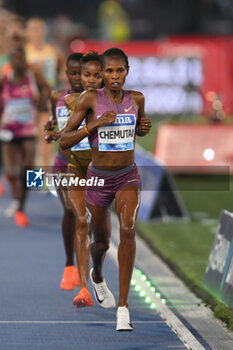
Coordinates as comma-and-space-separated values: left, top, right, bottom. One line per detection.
60, 90, 116, 150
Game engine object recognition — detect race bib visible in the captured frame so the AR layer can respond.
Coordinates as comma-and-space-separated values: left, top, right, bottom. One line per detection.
56, 106, 69, 131
5, 98, 32, 124
71, 120, 90, 151
56, 107, 90, 151
98, 114, 136, 151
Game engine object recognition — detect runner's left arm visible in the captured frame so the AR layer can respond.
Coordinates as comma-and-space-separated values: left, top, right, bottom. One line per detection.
33, 68, 51, 112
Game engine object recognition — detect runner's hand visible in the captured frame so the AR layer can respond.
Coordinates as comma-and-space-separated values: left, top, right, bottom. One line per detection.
139, 118, 151, 134
44, 130, 60, 143
99, 111, 116, 126
44, 120, 55, 131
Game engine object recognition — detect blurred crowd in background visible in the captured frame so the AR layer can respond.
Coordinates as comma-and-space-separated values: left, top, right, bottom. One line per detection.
0, 0, 233, 86
2, 0, 233, 50
0, 0, 232, 100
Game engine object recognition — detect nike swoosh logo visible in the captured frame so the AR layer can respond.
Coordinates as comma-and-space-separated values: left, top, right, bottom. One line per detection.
124, 106, 132, 112
93, 286, 104, 304
128, 179, 137, 183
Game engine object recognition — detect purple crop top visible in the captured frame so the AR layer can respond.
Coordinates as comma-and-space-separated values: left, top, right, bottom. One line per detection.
89, 88, 138, 152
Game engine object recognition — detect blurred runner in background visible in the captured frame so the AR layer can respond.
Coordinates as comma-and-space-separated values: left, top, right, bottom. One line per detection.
0, 11, 25, 195
0, 14, 8, 195
0, 39, 50, 226
25, 17, 66, 167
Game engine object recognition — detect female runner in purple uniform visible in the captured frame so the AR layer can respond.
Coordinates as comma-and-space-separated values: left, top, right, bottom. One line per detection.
46, 52, 102, 307
44, 53, 83, 291
60, 48, 151, 329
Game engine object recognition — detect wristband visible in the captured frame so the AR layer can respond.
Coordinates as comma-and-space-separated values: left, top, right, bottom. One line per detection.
84, 123, 91, 135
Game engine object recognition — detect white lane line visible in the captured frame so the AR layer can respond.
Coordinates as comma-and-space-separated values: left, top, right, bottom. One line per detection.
0, 320, 165, 324
108, 238, 206, 350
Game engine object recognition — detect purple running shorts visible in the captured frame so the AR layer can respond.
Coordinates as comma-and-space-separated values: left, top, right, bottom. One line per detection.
85, 163, 141, 207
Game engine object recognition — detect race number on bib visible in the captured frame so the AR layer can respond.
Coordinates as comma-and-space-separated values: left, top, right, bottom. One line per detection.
56, 106, 69, 131
71, 120, 90, 151
98, 114, 136, 151
6, 98, 33, 124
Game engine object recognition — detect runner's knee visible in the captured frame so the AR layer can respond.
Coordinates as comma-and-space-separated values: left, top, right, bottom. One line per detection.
120, 218, 136, 242
76, 214, 89, 232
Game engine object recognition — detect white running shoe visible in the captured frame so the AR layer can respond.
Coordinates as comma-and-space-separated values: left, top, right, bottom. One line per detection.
89, 268, 115, 308
116, 306, 133, 331
4, 200, 20, 217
